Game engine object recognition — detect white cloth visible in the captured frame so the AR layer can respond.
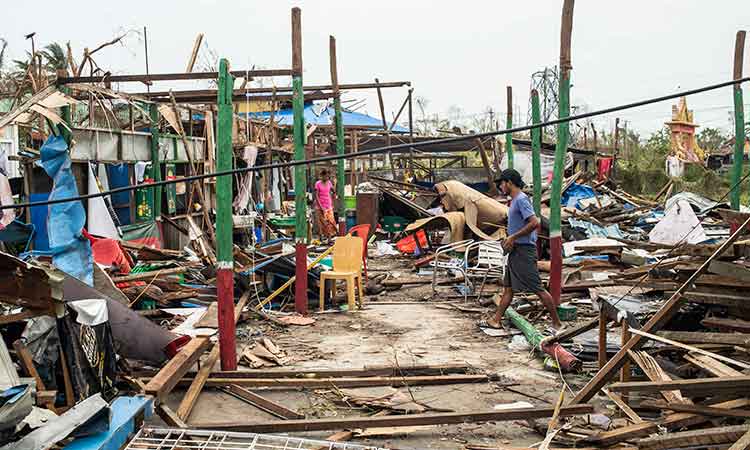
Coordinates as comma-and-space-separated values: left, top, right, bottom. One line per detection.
233, 145, 259, 212
649, 199, 707, 245
0, 173, 15, 228
87, 163, 119, 239
68, 299, 109, 326
665, 155, 684, 178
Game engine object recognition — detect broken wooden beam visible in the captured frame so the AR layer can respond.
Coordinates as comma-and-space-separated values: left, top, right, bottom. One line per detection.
638, 401, 750, 419
13, 339, 46, 390
145, 336, 212, 399
584, 398, 750, 446
657, 330, 750, 346
167, 374, 504, 390
156, 404, 188, 428
702, 316, 750, 333
161, 362, 472, 380
609, 376, 750, 395
220, 385, 304, 419
191, 404, 593, 433
637, 425, 749, 450
547, 317, 598, 344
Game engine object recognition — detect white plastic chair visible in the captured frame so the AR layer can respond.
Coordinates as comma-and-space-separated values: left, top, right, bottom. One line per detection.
463, 241, 506, 301
431, 239, 474, 295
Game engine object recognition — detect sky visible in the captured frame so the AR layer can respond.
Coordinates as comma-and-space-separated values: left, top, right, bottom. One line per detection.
2, 0, 750, 138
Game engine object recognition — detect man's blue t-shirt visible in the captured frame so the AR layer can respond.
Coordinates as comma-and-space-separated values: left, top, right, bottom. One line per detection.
507, 192, 537, 245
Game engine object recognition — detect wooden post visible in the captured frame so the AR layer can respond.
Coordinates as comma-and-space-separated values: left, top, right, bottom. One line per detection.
598, 309, 608, 369
375, 78, 395, 178
612, 117, 620, 179
530, 89, 543, 257
620, 320, 632, 405
476, 139, 497, 196
505, 86, 514, 168
292, 7, 308, 315
330, 36, 346, 233
216, 59, 237, 370
731, 30, 746, 212
149, 103, 162, 219
549, 0, 575, 306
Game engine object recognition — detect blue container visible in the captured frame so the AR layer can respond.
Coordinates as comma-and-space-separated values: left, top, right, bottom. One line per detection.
345, 210, 357, 231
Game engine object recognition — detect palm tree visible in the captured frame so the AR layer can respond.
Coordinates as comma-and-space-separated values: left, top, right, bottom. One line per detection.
41, 42, 67, 74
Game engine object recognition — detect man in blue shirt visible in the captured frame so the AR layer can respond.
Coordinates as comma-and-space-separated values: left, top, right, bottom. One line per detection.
487, 169, 561, 329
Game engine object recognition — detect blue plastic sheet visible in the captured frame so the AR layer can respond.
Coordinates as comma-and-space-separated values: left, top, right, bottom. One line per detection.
561, 183, 596, 208
39, 136, 93, 286
568, 217, 624, 239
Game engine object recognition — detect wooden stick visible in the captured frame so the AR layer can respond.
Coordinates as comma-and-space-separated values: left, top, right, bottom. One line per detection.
609, 376, 750, 394
630, 328, 750, 369
190, 404, 593, 433
603, 389, 642, 423
13, 339, 45, 390
220, 385, 304, 419
145, 336, 212, 399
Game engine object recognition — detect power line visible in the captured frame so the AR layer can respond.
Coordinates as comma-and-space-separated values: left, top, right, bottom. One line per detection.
3, 75, 750, 211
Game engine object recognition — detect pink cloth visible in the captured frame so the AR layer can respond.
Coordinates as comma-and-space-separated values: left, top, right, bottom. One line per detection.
315, 180, 333, 209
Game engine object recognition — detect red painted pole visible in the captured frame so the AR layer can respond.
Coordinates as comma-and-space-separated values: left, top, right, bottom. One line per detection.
216, 266, 236, 369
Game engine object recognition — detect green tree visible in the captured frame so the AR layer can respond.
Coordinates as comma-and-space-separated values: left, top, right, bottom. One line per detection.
697, 126, 729, 151
40, 42, 67, 73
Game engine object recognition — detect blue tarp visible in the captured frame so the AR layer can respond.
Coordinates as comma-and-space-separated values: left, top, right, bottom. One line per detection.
30, 192, 50, 250
36, 136, 93, 286
561, 183, 597, 208
568, 217, 624, 239
243, 104, 409, 132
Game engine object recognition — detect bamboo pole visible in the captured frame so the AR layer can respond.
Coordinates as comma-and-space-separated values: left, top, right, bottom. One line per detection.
292, 7, 308, 315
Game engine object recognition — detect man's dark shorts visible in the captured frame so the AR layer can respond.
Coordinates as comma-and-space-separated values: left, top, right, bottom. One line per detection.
503, 244, 542, 293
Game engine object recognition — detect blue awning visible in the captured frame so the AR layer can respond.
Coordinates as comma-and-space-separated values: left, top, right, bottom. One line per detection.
243, 103, 408, 133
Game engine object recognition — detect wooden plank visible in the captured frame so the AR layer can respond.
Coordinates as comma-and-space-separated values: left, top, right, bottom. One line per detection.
191, 404, 593, 433
603, 389, 642, 423
709, 259, 750, 282
156, 404, 187, 428
609, 376, 750, 394
176, 292, 250, 420
630, 328, 750, 369
137, 363, 471, 380
702, 316, 750, 333
58, 345, 75, 407
13, 339, 45, 390
637, 425, 749, 450
145, 336, 212, 399
681, 291, 750, 308
0, 309, 46, 325
658, 330, 750, 346
57, 69, 293, 84
684, 352, 743, 377
572, 215, 750, 404
170, 374, 502, 389
185, 33, 204, 73
639, 401, 750, 419
598, 310, 608, 369
730, 428, 750, 450
220, 384, 304, 419
547, 317, 598, 344
628, 351, 688, 404
585, 398, 750, 446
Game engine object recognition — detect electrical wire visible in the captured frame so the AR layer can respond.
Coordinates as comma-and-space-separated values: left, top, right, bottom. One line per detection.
4, 75, 750, 212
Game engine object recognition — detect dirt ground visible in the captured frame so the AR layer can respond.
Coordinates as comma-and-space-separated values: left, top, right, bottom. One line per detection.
159, 255, 600, 449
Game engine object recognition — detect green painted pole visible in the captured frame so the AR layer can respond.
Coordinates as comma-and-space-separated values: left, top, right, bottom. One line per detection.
505, 86, 514, 169
149, 103, 162, 219
506, 307, 581, 372
531, 90, 542, 218
549, 0, 575, 305
291, 7, 308, 315
731, 31, 746, 211
216, 58, 237, 370
330, 36, 346, 229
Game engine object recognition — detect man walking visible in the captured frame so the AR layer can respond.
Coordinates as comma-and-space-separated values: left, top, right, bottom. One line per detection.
486, 169, 562, 329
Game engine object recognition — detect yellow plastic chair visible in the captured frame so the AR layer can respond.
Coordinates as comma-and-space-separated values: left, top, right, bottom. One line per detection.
318, 236, 365, 311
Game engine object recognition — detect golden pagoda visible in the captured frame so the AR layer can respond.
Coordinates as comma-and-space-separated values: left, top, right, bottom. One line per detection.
665, 97, 706, 164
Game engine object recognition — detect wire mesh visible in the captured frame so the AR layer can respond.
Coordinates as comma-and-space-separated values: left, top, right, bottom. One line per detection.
125, 427, 390, 450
